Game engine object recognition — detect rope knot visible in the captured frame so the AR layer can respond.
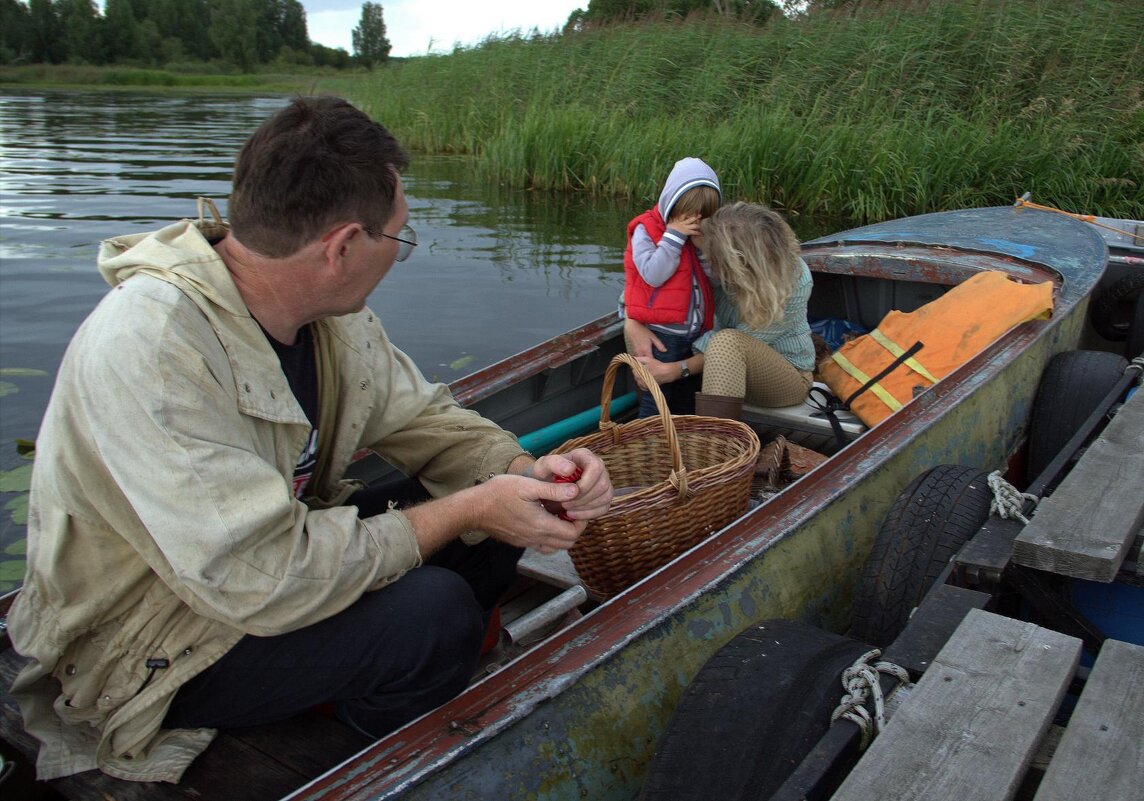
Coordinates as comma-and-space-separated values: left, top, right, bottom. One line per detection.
987, 470, 1038, 524
830, 649, 910, 750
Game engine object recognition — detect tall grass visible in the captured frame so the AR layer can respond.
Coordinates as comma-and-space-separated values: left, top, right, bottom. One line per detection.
351, 0, 1142, 221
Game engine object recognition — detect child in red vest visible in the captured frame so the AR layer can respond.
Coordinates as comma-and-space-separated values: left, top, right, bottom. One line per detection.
623, 157, 721, 416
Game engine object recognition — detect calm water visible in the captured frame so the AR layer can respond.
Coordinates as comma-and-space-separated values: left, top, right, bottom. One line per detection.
0, 89, 846, 589
0, 90, 633, 586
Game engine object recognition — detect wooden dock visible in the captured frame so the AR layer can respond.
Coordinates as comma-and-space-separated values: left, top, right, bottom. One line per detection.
830, 609, 1144, 801
842, 385, 1144, 801
1012, 388, 1144, 582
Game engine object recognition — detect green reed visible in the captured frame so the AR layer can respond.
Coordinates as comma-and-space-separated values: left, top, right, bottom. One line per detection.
355, 0, 1141, 221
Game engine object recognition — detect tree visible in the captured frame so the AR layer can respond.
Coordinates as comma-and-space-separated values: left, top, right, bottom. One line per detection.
583, 0, 780, 24
563, 7, 588, 34
280, 0, 308, 53
0, 0, 32, 62
145, 0, 214, 61
101, 0, 138, 61
58, 0, 104, 63
310, 41, 350, 69
27, 0, 65, 63
352, 2, 390, 68
210, 0, 258, 70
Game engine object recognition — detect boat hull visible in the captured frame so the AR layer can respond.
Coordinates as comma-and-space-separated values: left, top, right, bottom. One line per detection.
290, 206, 1107, 800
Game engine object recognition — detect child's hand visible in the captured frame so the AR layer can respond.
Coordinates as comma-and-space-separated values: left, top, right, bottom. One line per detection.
670, 213, 704, 238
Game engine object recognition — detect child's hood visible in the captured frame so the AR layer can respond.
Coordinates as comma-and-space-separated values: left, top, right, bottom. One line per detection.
658, 157, 721, 221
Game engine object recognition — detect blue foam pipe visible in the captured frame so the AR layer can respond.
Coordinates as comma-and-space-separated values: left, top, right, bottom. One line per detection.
517, 392, 638, 454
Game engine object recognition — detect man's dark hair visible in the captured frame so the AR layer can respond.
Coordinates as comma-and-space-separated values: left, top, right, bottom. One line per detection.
228, 95, 410, 258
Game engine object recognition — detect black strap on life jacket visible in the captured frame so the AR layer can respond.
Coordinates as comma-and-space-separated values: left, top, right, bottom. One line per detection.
809, 340, 926, 452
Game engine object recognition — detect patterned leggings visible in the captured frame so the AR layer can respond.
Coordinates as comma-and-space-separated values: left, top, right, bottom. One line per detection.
700, 328, 813, 407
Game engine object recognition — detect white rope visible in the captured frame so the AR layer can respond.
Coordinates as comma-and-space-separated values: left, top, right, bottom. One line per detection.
830, 649, 910, 750
987, 469, 1038, 524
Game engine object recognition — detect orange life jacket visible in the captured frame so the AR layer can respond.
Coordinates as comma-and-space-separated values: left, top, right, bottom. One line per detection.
819, 270, 1054, 427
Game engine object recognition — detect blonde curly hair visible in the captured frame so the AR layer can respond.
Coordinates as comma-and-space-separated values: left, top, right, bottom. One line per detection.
701, 202, 801, 330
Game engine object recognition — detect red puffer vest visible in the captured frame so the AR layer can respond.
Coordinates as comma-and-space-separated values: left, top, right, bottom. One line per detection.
623, 208, 714, 329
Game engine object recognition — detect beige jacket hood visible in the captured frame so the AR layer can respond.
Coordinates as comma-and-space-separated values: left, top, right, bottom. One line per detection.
8, 219, 525, 783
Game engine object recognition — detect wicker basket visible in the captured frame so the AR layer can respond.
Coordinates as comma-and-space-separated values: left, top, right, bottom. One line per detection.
551, 354, 760, 599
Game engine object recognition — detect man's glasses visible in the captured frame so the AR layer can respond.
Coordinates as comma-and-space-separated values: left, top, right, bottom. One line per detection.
368, 223, 418, 262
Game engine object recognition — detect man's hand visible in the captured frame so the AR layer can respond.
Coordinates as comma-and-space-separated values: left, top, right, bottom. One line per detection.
404, 451, 612, 557
474, 474, 588, 554
475, 448, 612, 555
529, 448, 613, 522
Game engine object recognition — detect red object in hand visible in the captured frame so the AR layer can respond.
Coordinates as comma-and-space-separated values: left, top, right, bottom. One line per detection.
553, 468, 583, 484
550, 467, 582, 520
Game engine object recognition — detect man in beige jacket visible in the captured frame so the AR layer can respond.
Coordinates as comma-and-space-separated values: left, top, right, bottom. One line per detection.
8, 96, 611, 784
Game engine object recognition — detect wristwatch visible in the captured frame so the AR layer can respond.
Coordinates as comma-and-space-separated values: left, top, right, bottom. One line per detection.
680, 361, 691, 380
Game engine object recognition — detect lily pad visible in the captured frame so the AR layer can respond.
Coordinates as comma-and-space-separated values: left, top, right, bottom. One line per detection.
0, 368, 49, 377
16, 439, 36, 457
4, 536, 26, 555
0, 381, 16, 397
0, 464, 33, 492
5, 494, 29, 526
449, 355, 475, 371
0, 558, 27, 583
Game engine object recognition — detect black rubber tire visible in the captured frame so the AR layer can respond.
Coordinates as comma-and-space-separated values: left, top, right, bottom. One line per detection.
1090, 271, 1144, 342
640, 619, 872, 801
849, 465, 991, 647
1025, 349, 1128, 484
1127, 291, 1144, 358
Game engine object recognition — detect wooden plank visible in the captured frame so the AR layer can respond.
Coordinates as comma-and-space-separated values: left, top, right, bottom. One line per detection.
769, 584, 991, 801
830, 609, 1081, 801
1013, 390, 1144, 581
881, 582, 992, 677
1033, 638, 1144, 801
516, 547, 581, 589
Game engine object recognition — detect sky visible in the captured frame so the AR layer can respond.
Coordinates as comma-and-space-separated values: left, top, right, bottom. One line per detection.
302, 1, 587, 58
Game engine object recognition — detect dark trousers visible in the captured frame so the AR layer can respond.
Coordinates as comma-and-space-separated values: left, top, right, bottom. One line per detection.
164, 479, 522, 738
638, 330, 702, 417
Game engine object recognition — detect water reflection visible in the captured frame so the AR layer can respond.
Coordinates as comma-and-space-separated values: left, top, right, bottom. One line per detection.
0, 90, 630, 578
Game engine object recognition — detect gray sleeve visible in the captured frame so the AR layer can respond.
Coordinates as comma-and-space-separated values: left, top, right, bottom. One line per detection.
631, 224, 687, 288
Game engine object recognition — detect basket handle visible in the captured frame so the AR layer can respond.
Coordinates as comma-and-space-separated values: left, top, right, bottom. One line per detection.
599, 353, 690, 499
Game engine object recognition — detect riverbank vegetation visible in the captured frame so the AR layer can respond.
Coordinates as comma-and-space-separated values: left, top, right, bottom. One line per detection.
0, 62, 360, 93
351, 0, 1142, 222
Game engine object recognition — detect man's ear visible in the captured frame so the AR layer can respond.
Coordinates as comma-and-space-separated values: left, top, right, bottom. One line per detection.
322, 222, 363, 266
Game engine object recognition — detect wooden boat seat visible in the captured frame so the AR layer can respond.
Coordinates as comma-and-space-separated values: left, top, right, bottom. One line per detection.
829, 608, 1144, 801
517, 547, 581, 589
1013, 388, 1144, 581
742, 382, 866, 438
